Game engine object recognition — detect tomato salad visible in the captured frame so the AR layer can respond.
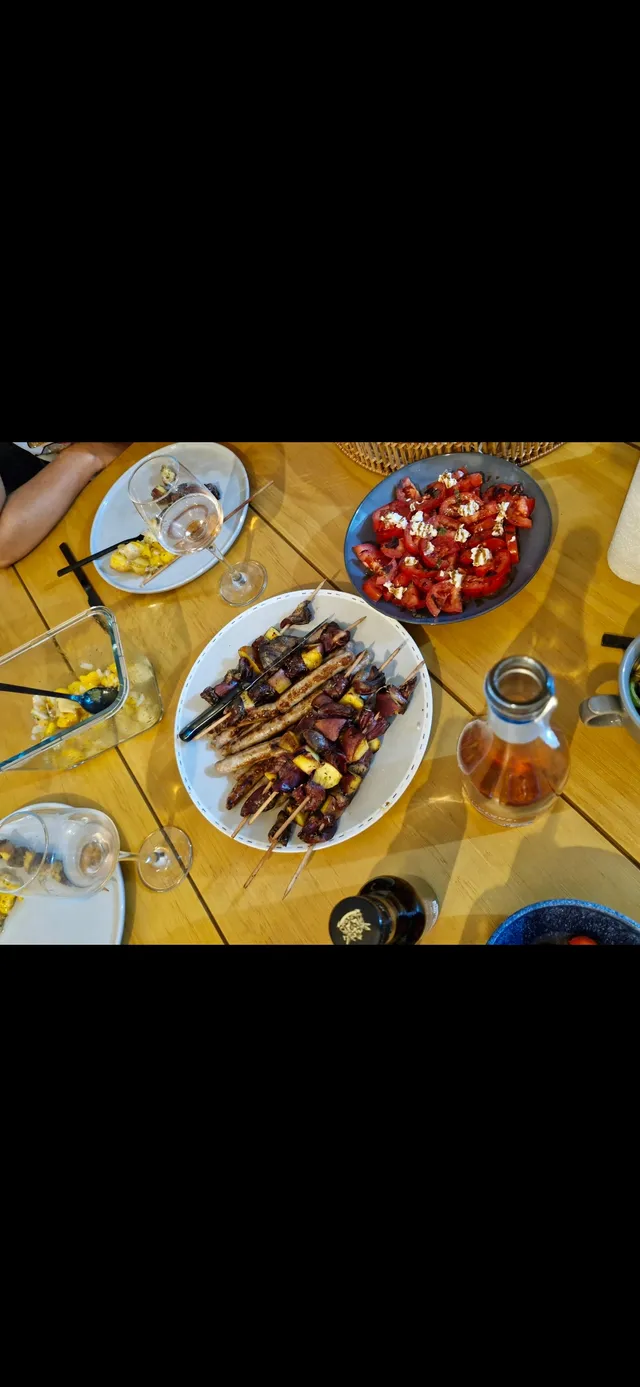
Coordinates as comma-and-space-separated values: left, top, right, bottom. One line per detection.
353, 468, 536, 619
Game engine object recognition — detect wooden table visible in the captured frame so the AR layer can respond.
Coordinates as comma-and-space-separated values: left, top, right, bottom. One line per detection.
2, 440, 639, 945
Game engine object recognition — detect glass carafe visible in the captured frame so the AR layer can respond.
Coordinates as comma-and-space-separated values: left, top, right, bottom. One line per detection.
457, 656, 569, 828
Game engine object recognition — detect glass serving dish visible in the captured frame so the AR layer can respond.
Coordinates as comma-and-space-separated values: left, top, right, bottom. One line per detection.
0, 607, 163, 773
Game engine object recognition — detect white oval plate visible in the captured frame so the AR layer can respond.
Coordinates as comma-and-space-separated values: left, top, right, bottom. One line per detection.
175, 590, 433, 853
0, 803, 125, 946
91, 441, 249, 595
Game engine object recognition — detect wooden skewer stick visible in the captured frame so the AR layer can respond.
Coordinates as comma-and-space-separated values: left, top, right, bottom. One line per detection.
140, 482, 274, 587
243, 795, 312, 890
345, 617, 368, 636
307, 578, 326, 605
345, 649, 369, 679
190, 708, 235, 744
231, 786, 277, 840
377, 645, 404, 676
282, 846, 314, 901
403, 661, 426, 683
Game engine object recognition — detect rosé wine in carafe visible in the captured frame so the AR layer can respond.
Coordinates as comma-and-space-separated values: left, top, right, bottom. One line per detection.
457, 656, 569, 828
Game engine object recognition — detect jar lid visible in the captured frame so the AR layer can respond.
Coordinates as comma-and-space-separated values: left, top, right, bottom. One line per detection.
329, 896, 389, 946
486, 656, 555, 723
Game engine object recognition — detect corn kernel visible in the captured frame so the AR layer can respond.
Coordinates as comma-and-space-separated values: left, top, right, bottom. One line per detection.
80, 672, 101, 690
44, 721, 57, 738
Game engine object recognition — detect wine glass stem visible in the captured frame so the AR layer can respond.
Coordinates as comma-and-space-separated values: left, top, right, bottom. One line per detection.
118, 852, 139, 863
210, 543, 246, 586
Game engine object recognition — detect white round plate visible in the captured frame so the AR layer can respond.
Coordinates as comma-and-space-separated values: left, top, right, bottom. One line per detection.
0, 803, 125, 946
91, 441, 249, 595
175, 590, 433, 853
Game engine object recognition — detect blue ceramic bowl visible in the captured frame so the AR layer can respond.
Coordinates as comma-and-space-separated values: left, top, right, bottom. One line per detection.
488, 900, 640, 946
344, 454, 554, 625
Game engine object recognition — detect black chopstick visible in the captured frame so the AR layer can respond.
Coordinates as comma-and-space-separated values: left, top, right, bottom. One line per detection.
57, 534, 144, 577
59, 545, 103, 607
602, 634, 633, 651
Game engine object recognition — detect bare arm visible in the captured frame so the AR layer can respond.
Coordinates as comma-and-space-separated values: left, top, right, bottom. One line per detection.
0, 443, 121, 568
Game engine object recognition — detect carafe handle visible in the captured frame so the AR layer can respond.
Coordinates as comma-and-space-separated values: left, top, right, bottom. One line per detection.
580, 695, 626, 729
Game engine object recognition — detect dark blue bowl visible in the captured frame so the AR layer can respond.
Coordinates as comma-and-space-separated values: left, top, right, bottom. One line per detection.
488, 900, 640, 946
344, 454, 554, 625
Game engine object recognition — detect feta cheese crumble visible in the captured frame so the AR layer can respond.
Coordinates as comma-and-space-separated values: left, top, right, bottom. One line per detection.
382, 511, 408, 530
438, 471, 457, 489
383, 581, 405, 600
409, 511, 438, 540
492, 500, 510, 537
455, 525, 471, 544
471, 545, 492, 567
459, 499, 480, 518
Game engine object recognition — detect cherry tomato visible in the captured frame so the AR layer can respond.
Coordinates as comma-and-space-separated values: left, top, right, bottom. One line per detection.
569, 936, 598, 946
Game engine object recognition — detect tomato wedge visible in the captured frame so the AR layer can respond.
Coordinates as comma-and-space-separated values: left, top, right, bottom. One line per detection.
411, 569, 436, 593
462, 551, 511, 597
506, 531, 520, 563
419, 481, 448, 513
354, 543, 386, 575
399, 583, 425, 612
362, 577, 382, 603
396, 477, 422, 505
430, 579, 464, 615
402, 526, 422, 556
397, 563, 425, 587
380, 536, 405, 561
457, 472, 484, 492
506, 497, 534, 529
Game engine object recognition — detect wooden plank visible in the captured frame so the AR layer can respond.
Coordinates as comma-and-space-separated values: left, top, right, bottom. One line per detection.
229, 441, 640, 863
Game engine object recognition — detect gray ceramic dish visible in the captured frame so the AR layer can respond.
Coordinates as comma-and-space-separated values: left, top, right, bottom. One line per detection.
580, 635, 640, 742
344, 454, 554, 626
488, 900, 640, 946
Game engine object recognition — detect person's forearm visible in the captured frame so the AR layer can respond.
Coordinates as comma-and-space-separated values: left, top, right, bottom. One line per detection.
0, 450, 101, 567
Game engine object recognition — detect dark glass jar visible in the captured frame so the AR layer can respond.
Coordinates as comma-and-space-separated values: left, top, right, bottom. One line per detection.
329, 876, 438, 946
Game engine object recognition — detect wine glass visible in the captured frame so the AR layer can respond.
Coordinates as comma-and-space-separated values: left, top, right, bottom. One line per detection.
0, 808, 193, 899
128, 455, 267, 606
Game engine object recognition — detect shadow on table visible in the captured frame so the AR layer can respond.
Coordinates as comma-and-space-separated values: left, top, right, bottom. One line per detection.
461, 806, 640, 946
364, 680, 469, 938
504, 524, 602, 749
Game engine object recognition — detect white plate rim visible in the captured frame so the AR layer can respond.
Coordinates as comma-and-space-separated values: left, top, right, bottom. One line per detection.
174, 590, 433, 853
0, 801, 126, 946
90, 441, 250, 596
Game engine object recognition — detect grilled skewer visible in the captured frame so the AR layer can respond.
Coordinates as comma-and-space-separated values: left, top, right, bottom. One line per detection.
242, 660, 422, 887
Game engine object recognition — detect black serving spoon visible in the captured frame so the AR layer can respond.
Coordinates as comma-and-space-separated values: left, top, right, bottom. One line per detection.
0, 681, 119, 714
